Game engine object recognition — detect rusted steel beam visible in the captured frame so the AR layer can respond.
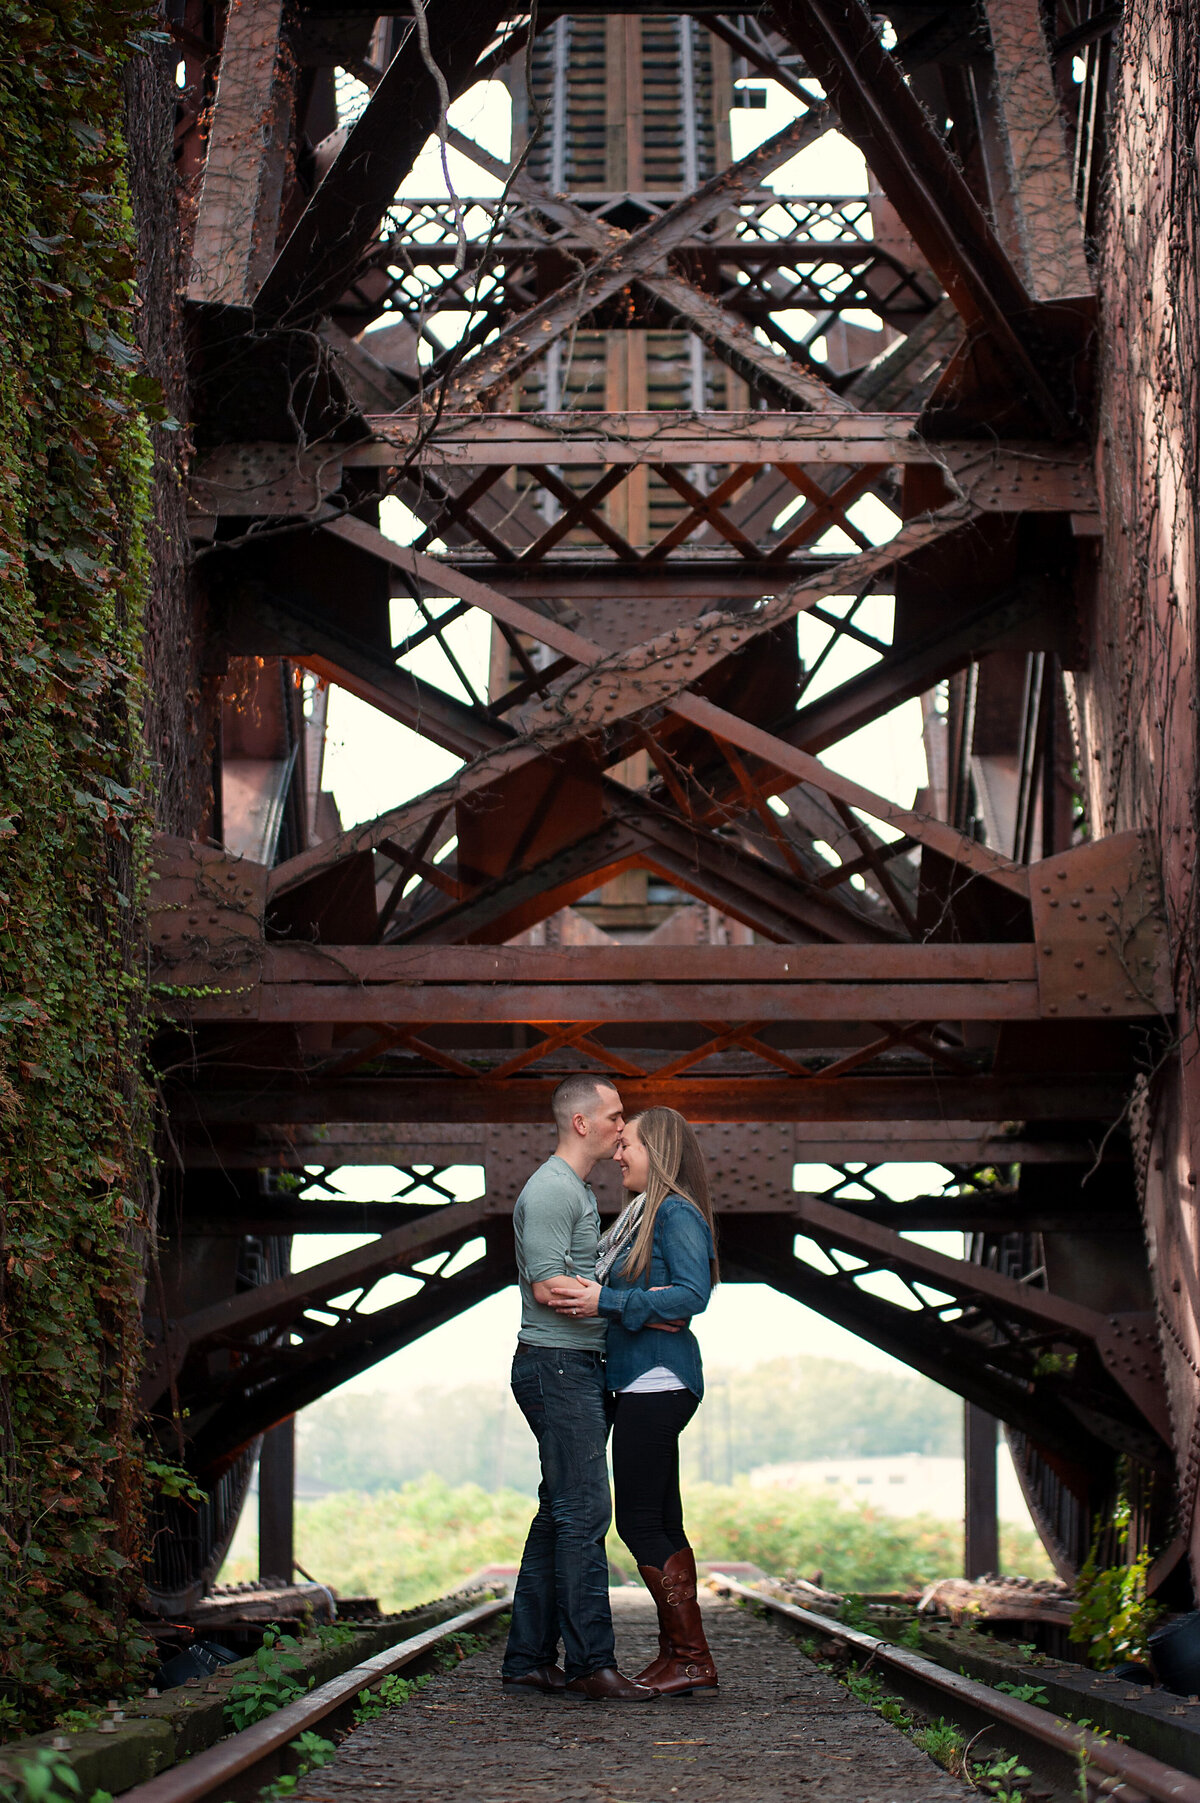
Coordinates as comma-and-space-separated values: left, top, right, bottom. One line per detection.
766, 0, 1073, 432
350, 409, 1037, 465
187, 0, 289, 307
982, 0, 1093, 302
345, 412, 1097, 513
219, 944, 1037, 983
157, 979, 1040, 1026
160, 941, 1033, 984
172, 1121, 1120, 1169
818, 1196, 1137, 1233
181, 1193, 1140, 1236
165, 1073, 1131, 1127
407, 560, 840, 601
153, 782, 894, 963
253, 0, 509, 322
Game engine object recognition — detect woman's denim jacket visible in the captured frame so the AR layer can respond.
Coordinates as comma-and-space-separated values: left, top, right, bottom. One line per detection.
598, 1192, 714, 1398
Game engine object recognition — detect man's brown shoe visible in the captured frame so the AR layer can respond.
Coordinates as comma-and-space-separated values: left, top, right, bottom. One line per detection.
566, 1666, 659, 1700
501, 1664, 567, 1693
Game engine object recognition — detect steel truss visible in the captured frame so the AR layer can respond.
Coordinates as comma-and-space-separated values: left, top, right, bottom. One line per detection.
156, 0, 1165, 1588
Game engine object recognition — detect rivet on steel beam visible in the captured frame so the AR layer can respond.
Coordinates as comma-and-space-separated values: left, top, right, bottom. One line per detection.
1048, 1003, 1059, 1013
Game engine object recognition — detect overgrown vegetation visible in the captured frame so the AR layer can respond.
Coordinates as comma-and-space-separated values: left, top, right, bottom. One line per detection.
818, 1656, 1033, 1800
221, 1473, 1054, 1609
0, 1747, 113, 1803
1069, 1493, 1163, 1669
224, 1631, 315, 1732
0, 0, 159, 1727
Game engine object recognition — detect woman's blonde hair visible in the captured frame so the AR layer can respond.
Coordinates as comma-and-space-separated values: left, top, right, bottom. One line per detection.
622, 1107, 719, 1284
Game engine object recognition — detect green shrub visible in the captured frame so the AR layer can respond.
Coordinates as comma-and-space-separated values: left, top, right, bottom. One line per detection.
224, 1631, 313, 1732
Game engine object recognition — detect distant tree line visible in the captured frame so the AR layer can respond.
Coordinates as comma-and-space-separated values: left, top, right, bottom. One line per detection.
296, 1356, 962, 1498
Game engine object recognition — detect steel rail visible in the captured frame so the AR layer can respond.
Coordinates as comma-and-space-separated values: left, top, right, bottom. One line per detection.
708, 1574, 1200, 1803
116, 1595, 511, 1803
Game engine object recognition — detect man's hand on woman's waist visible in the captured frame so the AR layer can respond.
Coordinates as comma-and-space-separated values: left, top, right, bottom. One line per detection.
543, 1276, 686, 1331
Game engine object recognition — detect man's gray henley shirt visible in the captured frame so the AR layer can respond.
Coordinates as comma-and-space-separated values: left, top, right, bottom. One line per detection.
513, 1154, 607, 1351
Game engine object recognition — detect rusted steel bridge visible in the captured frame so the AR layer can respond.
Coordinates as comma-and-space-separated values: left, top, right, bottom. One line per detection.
149, 0, 1191, 1613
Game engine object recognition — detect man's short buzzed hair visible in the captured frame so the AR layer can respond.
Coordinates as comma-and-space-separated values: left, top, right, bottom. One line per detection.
552, 1073, 619, 1133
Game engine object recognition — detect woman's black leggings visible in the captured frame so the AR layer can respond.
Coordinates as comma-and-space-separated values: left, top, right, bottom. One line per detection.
610, 1388, 699, 1570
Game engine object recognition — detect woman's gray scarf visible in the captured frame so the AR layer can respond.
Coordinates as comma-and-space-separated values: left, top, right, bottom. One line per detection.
594, 1193, 645, 1283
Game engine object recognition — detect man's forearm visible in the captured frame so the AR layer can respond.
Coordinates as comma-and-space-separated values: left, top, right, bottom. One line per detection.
532, 1275, 586, 1305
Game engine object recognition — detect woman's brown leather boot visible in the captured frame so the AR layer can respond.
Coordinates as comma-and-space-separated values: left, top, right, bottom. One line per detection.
634, 1563, 674, 1687
634, 1548, 718, 1695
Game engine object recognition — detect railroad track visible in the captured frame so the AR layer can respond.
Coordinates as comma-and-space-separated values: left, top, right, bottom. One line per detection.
708, 1573, 1200, 1803
116, 1595, 511, 1803
98, 1579, 1200, 1803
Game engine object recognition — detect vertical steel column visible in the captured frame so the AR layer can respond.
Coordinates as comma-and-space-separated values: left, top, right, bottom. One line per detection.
549, 15, 570, 194
258, 1418, 296, 1583
964, 1403, 999, 1578
677, 14, 700, 190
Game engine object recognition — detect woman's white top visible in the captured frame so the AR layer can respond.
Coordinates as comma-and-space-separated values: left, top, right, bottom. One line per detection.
620, 1364, 687, 1394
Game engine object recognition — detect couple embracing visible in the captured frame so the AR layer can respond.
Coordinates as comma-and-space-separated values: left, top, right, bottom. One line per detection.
500, 1074, 719, 1702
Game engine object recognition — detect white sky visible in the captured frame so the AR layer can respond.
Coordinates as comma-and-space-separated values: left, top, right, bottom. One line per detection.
307, 79, 941, 1400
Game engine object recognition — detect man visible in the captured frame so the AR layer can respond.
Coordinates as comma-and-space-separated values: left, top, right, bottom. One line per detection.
500, 1074, 658, 1701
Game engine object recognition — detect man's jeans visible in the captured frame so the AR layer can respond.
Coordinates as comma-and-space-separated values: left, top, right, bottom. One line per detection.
502, 1344, 616, 1681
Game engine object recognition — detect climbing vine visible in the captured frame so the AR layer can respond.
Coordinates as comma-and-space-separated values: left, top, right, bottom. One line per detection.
0, 1, 161, 1727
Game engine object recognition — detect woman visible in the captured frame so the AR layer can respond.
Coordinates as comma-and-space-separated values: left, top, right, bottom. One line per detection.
547, 1106, 719, 1696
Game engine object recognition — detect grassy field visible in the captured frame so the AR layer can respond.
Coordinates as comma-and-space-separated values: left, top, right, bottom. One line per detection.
221, 1474, 1055, 1610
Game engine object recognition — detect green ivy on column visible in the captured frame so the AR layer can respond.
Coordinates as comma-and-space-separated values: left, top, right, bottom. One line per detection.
0, 1, 160, 1727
